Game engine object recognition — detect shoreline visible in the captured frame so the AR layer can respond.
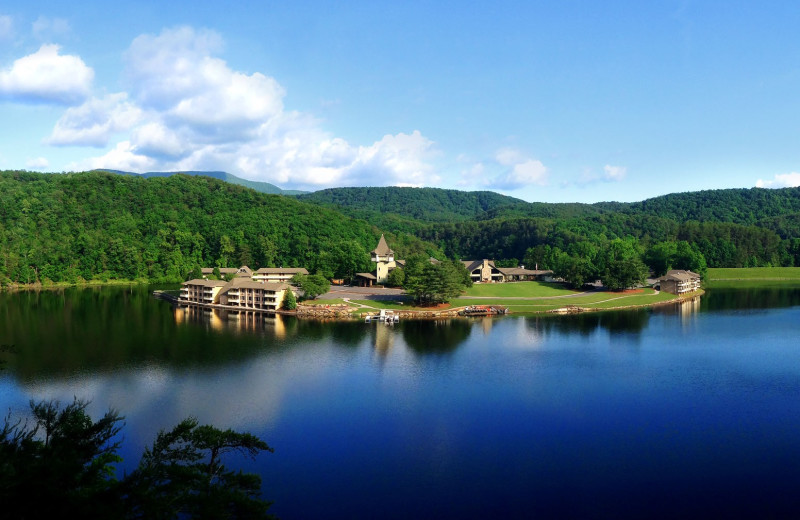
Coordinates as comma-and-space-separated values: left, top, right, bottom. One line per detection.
4, 282, 706, 318
0, 279, 153, 292
164, 289, 706, 321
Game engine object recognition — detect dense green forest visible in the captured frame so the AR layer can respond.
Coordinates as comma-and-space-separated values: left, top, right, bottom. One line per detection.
297, 185, 800, 284
2, 171, 799, 288
297, 186, 524, 221
0, 171, 438, 286
99, 169, 307, 195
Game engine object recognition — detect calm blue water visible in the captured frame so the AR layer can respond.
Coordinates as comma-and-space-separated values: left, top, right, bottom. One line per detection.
1, 288, 800, 518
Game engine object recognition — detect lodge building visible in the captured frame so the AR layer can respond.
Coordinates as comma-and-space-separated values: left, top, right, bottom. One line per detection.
354, 235, 553, 286
657, 270, 702, 295
181, 265, 300, 311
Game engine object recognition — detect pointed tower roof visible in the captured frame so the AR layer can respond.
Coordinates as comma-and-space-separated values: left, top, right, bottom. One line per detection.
371, 234, 394, 256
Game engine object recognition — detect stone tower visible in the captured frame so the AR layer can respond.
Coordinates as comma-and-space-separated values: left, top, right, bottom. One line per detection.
371, 234, 395, 284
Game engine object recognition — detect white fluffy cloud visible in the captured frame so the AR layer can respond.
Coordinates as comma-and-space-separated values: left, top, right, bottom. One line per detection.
26, 157, 49, 169
603, 164, 627, 181
65, 27, 436, 189
0, 44, 93, 105
78, 140, 156, 172
125, 27, 284, 132
48, 93, 142, 147
487, 148, 548, 189
756, 172, 800, 189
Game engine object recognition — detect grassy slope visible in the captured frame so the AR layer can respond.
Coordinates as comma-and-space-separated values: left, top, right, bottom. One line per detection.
456, 288, 678, 313
706, 267, 800, 288
462, 281, 578, 298
707, 267, 800, 280
342, 285, 682, 314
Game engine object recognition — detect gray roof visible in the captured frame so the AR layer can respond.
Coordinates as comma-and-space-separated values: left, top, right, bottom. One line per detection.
356, 272, 377, 280
201, 266, 252, 275
371, 234, 394, 256
661, 270, 701, 281
461, 259, 493, 272
219, 278, 289, 295
183, 279, 228, 287
255, 267, 309, 275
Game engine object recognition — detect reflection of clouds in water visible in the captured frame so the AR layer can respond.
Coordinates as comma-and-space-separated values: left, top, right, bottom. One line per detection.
21, 344, 341, 443
510, 318, 543, 349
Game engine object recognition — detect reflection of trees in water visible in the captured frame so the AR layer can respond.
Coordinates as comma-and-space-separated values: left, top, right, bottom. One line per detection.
298, 320, 369, 347
401, 319, 472, 355
526, 309, 650, 337
702, 288, 800, 312
0, 286, 289, 380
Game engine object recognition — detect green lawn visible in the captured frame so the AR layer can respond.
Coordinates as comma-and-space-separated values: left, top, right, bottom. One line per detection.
310, 284, 692, 315
300, 298, 351, 306
453, 288, 678, 313
349, 299, 447, 311
462, 281, 579, 298
707, 267, 800, 280
706, 267, 800, 288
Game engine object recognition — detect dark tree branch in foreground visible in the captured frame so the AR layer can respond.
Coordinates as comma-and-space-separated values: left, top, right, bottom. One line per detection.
0, 399, 276, 520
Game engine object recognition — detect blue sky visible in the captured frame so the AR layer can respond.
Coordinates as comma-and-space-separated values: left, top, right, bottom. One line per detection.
1, 1, 799, 203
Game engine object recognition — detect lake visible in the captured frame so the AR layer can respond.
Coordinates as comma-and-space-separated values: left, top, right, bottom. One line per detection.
2, 286, 800, 518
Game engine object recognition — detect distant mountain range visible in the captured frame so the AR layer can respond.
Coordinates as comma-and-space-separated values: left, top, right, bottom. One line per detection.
298, 185, 800, 230
96, 168, 800, 237
97, 169, 308, 195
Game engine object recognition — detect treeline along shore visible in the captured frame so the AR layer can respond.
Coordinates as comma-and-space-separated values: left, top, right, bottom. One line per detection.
2, 170, 800, 294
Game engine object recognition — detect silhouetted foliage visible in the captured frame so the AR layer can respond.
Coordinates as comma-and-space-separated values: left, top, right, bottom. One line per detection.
0, 399, 276, 519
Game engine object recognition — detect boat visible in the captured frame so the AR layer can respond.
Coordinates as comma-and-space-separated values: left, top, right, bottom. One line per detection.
458, 305, 507, 316
366, 310, 400, 324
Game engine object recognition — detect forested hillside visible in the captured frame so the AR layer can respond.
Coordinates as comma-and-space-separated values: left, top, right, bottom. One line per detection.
298, 185, 800, 274
623, 187, 800, 224
99, 169, 307, 195
0, 171, 437, 285
2, 171, 799, 289
297, 186, 524, 221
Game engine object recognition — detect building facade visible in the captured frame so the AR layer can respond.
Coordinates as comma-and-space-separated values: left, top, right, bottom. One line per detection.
201, 266, 253, 278
371, 234, 396, 284
252, 267, 308, 283
658, 270, 701, 295
180, 277, 292, 311
180, 279, 228, 304
462, 259, 504, 283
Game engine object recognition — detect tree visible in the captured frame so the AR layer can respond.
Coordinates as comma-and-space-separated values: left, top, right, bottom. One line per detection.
645, 240, 708, 278
404, 259, 470, 305
0, 400, 276, 520
386, 266, 405, 287
645, 241, 677, 277
554, 253, 596, 288
186, 266, 203, 281
218, 235, 235, 268
601, 238, 648, 291
124, 418, 275, 519
673, 240, 708, 278
290, 273, 331, 300
0, 398, 125, 518
282, 288, 297, 310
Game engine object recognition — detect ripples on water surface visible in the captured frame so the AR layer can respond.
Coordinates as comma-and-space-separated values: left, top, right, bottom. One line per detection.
1, 286, 800, 518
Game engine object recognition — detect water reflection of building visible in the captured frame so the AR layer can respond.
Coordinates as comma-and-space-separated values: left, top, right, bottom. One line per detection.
174, 305, 287, 337
373, 323, 395, 360
653, 296, 701, 329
